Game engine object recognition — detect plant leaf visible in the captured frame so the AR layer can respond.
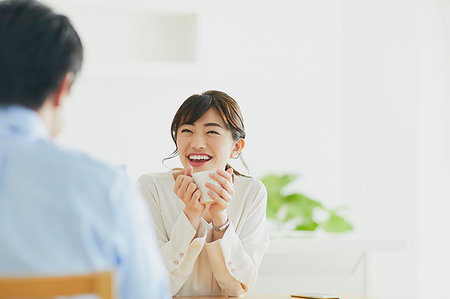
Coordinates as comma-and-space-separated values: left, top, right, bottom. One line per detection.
295, 221, 319, 231
262, 174, 299, 220
261, 173, 353, 233
285, 193, 323, 208
261, 174, 298, 195
322, 213, 353, 233
283, 193, 322, 222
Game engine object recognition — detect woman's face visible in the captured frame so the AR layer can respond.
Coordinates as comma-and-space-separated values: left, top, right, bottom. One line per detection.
176, 108, 243, 173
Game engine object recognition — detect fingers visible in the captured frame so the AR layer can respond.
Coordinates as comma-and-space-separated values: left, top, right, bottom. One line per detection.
174, 175, 183, 194
220, 169, 233, 181
174, 175, 189, 197
207, 190, 228, 209
174, 175, 195, 203
179, 177, 192, 195
208, 170, 234, 197
186, 182, 198, 202
191, 189, 201, 204
205, 182, 232, 203
185, 165, 193, 177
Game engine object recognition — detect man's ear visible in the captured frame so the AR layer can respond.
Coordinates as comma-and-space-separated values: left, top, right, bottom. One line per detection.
231, 139, 245, 158
51, 73, 73, 108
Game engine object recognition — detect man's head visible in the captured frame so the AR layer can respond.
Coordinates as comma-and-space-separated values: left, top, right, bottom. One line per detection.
0, 0, 83, 136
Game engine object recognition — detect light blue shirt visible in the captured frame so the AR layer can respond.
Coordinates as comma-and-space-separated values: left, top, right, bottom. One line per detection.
0, 105, 170, 299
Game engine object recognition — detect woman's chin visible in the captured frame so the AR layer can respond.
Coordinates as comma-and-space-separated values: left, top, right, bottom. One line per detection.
188, 161, 214, 172
192, 166, 212, 173
184, 160, 224, 173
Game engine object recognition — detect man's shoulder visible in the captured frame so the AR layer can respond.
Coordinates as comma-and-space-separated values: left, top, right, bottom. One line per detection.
32, 139, 124, 185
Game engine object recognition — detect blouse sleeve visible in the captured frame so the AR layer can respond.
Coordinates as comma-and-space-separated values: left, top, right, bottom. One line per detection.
204, 180, 270, 296
138, 175, 209, 296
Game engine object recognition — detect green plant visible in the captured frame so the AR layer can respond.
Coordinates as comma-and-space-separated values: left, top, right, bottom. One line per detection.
261, 173, 353, 233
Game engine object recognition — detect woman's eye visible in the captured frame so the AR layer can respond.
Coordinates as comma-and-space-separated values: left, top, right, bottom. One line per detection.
207, 130, 219, 135
181, 129, 192, 133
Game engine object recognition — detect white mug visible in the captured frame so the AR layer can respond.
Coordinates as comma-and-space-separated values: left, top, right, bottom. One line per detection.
192, 170, 221, 204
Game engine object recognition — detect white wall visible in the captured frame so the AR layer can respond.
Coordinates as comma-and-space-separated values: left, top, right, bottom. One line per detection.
42, 0, 450, 298
341, 1, 418, 298
55, 0, 346, 208
417, 0, 450, 297
197, 0, 345, 208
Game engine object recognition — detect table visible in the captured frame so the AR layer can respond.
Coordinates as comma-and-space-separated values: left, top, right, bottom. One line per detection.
256, 236, 406, 295
176, 294, 376, 299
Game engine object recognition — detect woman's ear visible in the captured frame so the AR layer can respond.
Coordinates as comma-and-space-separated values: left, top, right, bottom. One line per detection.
230, 139, 245, 159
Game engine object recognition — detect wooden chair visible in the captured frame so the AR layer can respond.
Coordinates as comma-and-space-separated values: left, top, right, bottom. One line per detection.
0, 270, 114, 299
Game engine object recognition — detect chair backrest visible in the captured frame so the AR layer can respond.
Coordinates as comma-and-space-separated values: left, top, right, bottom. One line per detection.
0, 271, 114, 299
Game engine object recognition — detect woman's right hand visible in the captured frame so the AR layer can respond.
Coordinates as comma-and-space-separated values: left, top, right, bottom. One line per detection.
174, 166, 205, 230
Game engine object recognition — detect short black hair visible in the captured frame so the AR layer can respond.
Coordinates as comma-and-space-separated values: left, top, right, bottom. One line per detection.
0, 0, 83, 110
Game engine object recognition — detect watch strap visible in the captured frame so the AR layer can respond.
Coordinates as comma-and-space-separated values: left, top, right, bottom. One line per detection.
213, 218, 230, 232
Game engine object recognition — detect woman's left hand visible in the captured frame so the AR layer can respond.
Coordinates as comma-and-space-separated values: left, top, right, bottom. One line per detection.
205, 168, 234, 227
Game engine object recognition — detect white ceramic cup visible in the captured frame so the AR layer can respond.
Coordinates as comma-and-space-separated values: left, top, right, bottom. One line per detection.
192, 170, 221, 204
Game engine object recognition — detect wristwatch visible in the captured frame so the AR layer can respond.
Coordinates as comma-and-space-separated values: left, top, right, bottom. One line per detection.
213, 218, 230, 232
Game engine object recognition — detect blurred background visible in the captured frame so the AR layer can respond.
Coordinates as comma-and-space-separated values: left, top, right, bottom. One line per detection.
41, 0, 449, 298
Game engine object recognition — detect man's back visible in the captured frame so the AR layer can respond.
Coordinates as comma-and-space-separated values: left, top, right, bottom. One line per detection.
0, 105, 169, 298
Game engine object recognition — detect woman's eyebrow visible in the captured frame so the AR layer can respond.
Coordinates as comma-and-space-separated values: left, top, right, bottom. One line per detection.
204, 123, 223, 128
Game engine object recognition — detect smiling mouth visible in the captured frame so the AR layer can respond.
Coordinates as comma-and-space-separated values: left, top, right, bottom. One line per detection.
188, 154, 212, 163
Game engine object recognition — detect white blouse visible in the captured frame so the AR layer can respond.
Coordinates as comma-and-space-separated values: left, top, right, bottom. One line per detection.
138, 171, 269, 297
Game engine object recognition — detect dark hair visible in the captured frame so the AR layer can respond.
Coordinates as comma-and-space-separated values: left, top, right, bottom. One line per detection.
0, 0, 83, 110
166, 90, 250, 175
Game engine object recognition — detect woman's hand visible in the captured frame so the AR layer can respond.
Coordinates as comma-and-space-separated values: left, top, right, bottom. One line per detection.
206, 168, 234, 229
174, 166, 205, 230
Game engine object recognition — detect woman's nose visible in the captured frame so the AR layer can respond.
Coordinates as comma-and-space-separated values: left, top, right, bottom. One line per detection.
191, 133, 206, 149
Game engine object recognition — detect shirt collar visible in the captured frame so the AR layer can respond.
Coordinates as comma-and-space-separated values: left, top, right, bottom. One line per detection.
0, 105, 49, 139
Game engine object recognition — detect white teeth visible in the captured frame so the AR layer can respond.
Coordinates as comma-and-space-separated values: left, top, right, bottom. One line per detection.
189, 155, 211, 161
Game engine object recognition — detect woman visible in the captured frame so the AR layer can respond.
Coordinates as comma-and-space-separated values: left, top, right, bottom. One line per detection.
139, 90, 269, 296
